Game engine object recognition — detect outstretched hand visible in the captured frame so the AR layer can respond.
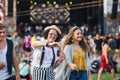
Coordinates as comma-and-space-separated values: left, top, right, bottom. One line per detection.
48, 42, 60, 47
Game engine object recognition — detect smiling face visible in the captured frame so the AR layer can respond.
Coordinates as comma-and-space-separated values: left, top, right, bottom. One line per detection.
72, 29, 83, 42
47, 29, 58, 42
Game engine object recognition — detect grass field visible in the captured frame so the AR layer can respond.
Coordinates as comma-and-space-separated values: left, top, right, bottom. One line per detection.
91, 73, 120, 80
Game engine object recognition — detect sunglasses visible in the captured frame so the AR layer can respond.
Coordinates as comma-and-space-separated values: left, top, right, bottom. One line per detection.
48, 33, 58, 37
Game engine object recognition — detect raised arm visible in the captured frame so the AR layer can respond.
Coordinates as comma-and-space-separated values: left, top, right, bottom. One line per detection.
32, 41, 47, 48
32, 41, 62, 48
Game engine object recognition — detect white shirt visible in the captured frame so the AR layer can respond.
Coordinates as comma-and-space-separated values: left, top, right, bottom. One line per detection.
0, 45, 11, 79
32, 46, 59, 68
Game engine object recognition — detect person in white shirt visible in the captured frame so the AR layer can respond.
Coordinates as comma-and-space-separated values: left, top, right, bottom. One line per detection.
0, 23, 20, 80
31, 25, 65, 80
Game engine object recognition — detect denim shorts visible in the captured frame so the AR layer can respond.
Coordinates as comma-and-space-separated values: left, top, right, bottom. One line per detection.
69, 70, 88, 80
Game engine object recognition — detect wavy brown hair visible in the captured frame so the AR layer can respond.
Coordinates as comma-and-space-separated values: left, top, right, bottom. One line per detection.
43, 28, 61, 42
62, 26, 89, 52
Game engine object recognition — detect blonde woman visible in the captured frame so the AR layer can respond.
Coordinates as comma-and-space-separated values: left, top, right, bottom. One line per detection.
56, 26, 90, 80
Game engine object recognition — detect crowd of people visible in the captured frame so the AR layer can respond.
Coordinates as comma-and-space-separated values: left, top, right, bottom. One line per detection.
0, 23, 120, 80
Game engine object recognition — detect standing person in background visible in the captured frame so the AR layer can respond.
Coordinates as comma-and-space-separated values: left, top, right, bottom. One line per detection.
114, 32, 120, 50
87, 35, 95, 55
11, 31, 20, 58
31, 25, 65, 80
108, 34, 117, 55
31, 33, 37, 53
18, 36, 25, 59
0, 23, 20, 80
23, 34, 31, 54
31, 33, 37, 45
23, 34, 32, 63
97, 37, 116, 80
94, 33, 103, 56
59, 26, 90, 80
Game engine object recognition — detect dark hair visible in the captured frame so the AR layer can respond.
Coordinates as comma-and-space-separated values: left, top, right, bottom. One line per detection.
43, 29, 61, 42
103, 37, 109, 45
22, 60, 27, 63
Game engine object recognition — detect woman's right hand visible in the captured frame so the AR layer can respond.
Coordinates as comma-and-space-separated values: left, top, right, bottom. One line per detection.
69, 63, 79, 71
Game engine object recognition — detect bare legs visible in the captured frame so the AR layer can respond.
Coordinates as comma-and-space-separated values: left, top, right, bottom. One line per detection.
97, 68, 116, 80
97, 68, 103, 80
111, 68, 116, 80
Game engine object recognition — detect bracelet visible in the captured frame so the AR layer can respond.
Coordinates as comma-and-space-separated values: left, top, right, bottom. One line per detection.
46, 42, 49, 46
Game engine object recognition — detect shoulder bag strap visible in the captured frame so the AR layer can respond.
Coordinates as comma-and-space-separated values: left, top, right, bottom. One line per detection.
20, 64, 26, 71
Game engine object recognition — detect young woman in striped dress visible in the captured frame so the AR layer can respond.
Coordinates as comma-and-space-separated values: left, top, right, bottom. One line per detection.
31, 25, 65, 80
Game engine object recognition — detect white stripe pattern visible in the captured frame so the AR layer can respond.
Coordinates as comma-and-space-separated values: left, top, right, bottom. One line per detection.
33, 66, 55, 80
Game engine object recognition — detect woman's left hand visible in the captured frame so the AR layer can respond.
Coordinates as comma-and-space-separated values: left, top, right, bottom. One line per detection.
56, 52, 65, 63
60, 52, 66, 61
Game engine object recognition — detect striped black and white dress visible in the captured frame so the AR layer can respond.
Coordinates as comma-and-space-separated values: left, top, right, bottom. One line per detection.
33, 66, 54, 80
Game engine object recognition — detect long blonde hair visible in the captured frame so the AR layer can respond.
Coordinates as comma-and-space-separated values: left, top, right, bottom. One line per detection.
62, 26, 89, 52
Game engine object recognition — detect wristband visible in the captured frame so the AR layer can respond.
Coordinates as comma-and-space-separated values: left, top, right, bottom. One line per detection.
46, 42, 49, 46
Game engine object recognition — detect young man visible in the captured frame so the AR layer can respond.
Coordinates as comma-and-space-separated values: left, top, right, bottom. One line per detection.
0, 23, 20, 80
